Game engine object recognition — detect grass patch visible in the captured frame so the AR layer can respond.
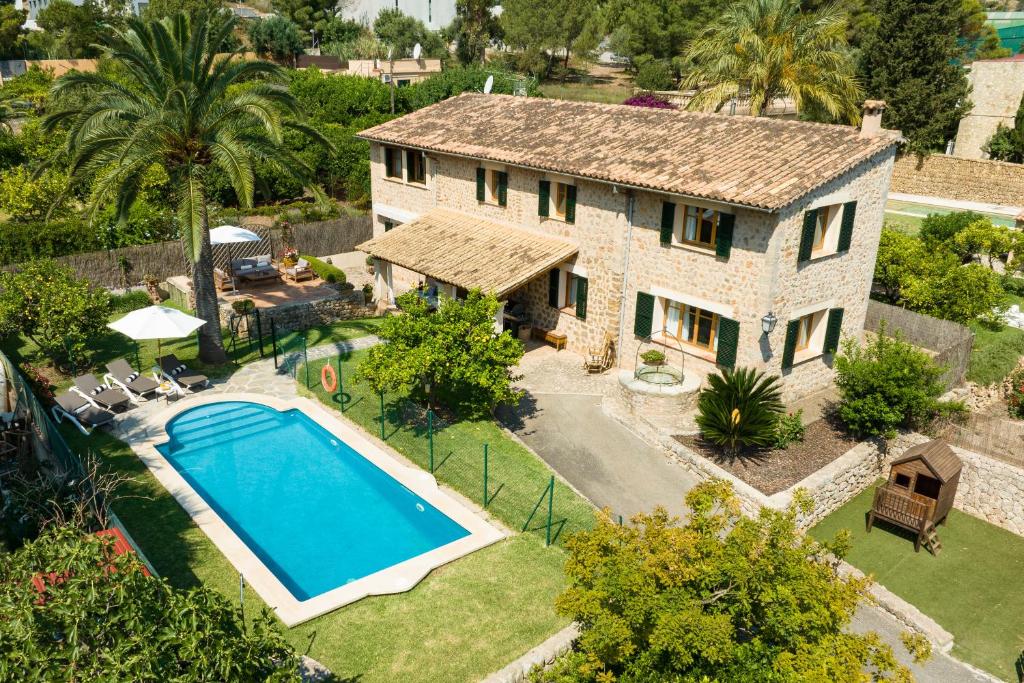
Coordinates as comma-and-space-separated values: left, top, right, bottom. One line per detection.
298, 351, 596, 547
967, 295, 1024, 386
60, 427, 572, 682
811, 483, 1024, 680
538, 81, 633, 104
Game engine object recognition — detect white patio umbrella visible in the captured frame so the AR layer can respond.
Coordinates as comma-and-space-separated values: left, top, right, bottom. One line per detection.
209, 225, 262, 291
108, 305, 207, 359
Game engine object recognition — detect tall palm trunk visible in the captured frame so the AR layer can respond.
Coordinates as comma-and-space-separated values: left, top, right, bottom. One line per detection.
192, 203, 228, 364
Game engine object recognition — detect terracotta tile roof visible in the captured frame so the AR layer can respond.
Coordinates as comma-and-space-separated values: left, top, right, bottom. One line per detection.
358, 208, 577, 297
358, 93, 901, 212
892, 440, 962, 483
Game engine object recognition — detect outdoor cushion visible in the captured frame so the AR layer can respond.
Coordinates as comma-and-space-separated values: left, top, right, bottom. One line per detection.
256, 255, 271, 266
296, 258, 309, 268
239, 264, 253, 271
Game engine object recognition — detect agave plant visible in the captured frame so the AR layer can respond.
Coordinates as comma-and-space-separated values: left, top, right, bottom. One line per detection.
696, 367, 784, 453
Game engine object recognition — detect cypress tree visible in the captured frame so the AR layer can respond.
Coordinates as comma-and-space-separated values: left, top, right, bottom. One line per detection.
858, 0, 971, 154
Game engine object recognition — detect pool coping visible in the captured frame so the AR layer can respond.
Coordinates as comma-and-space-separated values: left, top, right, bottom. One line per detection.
122, 392, 507, 626
888, 192, 1022, 218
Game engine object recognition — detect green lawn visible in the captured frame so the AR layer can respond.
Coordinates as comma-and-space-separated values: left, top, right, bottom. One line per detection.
539, 81, 633, 104
811, 484, 1024, 681
298, 351, 597, 547
46, 343, 590, 681
0, 304, 384, 393
967, 293, 1024, 386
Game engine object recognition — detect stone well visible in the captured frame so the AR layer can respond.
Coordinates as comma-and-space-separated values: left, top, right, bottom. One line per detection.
610, 368, 701, 435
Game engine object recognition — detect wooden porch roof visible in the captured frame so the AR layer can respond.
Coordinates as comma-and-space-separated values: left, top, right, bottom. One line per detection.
358, 208, 578, 298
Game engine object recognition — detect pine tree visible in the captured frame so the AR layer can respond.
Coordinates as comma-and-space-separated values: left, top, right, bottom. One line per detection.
858, 0, 971, 154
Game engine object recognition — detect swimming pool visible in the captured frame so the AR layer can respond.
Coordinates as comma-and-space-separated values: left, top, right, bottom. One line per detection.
138, 395, 503, 625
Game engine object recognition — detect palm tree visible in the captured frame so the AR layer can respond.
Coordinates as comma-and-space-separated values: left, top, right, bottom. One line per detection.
680, 0, 863, 124
44, 12, 329, 363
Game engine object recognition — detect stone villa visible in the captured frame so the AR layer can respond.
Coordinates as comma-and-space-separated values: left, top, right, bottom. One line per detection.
357, 94, 901, 401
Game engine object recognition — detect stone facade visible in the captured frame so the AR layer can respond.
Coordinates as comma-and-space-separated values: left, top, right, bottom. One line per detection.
891, 153, 1024, 209
368, 135, 896, 402
954, 58, 1024, 160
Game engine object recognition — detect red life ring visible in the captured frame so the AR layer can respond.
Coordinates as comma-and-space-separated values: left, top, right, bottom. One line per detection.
321, 364, 338, 393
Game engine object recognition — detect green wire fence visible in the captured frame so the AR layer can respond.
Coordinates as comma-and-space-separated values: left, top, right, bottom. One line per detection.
299, 353, 595, 547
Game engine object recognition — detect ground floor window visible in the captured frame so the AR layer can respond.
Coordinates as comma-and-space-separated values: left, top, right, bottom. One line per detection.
662, 299, 719, 352
563, 272, 582, 312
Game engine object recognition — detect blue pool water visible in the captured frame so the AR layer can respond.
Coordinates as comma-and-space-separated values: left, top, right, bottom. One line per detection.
157, 401, 470, 601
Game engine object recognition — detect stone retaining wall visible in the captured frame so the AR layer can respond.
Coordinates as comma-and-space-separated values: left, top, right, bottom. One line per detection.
890, 154, 1024, 208
952, 445, 1024, 536
218, 289, 374, 332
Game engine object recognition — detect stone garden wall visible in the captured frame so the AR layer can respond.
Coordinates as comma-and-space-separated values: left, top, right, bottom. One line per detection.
890, 154, 1024, 208
217, 288, 373, 331
952, 445, 1024, 536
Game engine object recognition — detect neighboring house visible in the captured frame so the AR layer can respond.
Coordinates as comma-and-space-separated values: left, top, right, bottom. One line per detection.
954, 54, 1024, 160
357, 95, 900, 402
346, 58, 443, 86
342, 0, 456, 31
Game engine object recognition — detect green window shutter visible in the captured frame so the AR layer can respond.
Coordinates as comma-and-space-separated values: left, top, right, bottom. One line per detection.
497, 171, 508, 206
837, 201, 857, 252
715, 317, 739, 369
798, 209, 817, 263
575, 276, 587, 319
716, 212, 735, 259
781, 319, 800, 370
634, 292, 654, 338
538, 180, 550, 217
824, 308, 844, 354
660, 201, 675, 244
548, 269, 560, 307
565, 185, 577, 224
476, 167, 485, 202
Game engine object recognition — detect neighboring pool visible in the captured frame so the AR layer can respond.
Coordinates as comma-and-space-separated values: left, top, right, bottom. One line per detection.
885, 197, 1019, 231
153, 400, 495, 618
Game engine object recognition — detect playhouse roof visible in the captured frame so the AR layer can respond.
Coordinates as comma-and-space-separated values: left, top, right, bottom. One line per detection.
891, 440, 962, 483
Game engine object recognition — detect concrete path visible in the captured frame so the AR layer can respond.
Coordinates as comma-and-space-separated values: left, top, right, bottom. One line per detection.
497, 392, 697, 519
850, 606, 997, 682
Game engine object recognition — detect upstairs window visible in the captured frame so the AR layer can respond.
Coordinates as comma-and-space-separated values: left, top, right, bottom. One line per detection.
384, 147, 402, 179
678, 205, 718, 248
554, 182, 568, 219
406, 150, 426, 185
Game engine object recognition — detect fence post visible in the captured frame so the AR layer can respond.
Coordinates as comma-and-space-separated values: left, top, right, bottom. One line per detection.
271, 320, 278, 369
483, 443, 488, 508
254, 309, 264, 358
546, 476, 554, 547
342, 356, 350, 413
428, 409, 434, 472
379, 392, 385, 440
302, 333, 309, 388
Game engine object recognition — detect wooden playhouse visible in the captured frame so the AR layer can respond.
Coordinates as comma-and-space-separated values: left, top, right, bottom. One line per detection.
866, 439, 962, 555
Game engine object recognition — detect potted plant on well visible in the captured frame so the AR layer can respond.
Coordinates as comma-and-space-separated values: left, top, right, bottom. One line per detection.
641, 349, 666, 367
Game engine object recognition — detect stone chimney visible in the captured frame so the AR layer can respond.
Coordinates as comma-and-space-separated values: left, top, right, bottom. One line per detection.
860, 100, 887, 138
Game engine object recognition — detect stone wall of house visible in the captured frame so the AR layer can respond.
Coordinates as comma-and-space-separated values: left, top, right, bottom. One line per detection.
953, 59, 1024, 160
890, 154, 1024, 207
367, 140, 896, 403
218, 288, 373, 332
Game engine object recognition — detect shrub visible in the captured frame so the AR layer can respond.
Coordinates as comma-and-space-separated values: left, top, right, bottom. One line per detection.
1007, 368, 1024, 420
362, 283, 373, 299
773, 410, 806, 449
833, 326, 948, 438
231, 298, 256, 315
634, 58, 674, 91
0, 166, 74, 223
302, 254, 346, 284
0, 260, 111, 371
1000, 273, 1024, 297
108, 290, 152, 314
919, 210, 985, 249
696, 367, 784, 453
622, 93, 676, 109
640, 349, 665, 364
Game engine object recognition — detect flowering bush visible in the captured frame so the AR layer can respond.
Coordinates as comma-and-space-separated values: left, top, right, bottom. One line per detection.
623, 94, 677, 110
1007, 368, 1024, 419
280, 246, 298, 265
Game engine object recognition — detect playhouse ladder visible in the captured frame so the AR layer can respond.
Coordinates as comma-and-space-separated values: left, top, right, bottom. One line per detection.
920, 521, 942, 556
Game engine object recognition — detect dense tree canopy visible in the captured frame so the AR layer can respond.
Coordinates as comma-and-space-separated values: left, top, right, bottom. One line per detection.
0, 526, 300, 681
858, 0, 971, 154
373, 8, 448, 58
984, 92, 1024, 163
448, 0, 501, 65
248, 15, 305, 63
598, 0, 728, 66
536, 481, 925, 681
501, 0, 598, 77
357, 290, 524, 416
682, 0, 863, 123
